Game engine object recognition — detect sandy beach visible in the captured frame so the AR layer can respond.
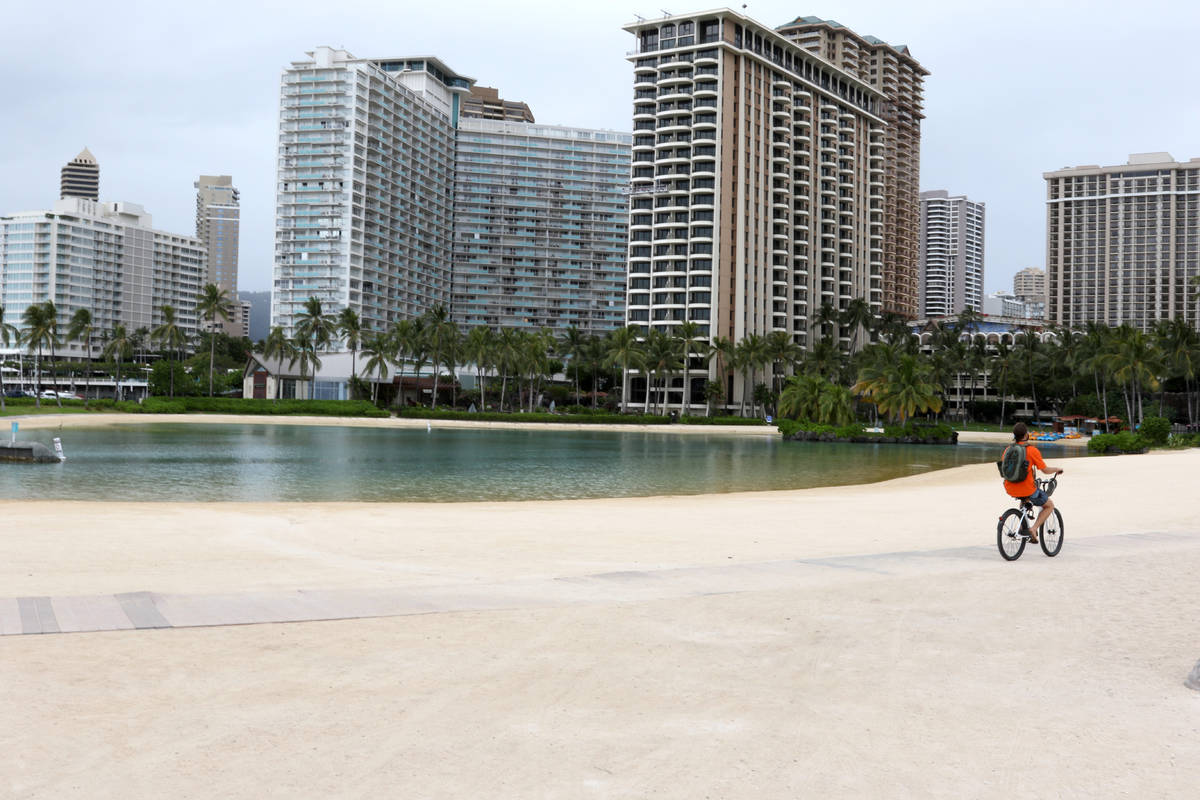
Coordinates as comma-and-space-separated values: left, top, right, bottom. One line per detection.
1, 414, 1196, 797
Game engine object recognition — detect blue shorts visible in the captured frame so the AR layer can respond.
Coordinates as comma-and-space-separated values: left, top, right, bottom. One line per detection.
1020, 488, 1049, 507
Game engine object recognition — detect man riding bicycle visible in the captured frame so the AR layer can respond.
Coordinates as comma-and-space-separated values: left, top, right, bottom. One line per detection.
1002, 422, 1064, 544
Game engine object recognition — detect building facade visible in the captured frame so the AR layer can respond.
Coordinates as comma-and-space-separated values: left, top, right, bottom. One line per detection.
624, 9, 887, 409
776, 16, 928, 319
1013, 266, 1045, 303
918, 189, 985, 317
1045, 152, 1200, 330
272, 48, 469, 334
461, 86, 535, 122
983, 290, 1043, 320
60, 147, 99, 201
451, 118, 630, 333
195, 174, 242, 334
0, 198, 205, 356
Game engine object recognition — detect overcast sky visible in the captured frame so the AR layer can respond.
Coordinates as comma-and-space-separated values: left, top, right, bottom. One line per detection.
2, 0, 1197, 298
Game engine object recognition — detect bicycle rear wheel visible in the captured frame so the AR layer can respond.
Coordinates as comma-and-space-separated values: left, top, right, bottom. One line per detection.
997, 509, 1026, 561
1039, 508, 1064, 557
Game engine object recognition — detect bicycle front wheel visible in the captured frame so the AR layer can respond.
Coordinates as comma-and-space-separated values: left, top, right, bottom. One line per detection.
1039, 508, 1064, 557
997, 509, 1026, 561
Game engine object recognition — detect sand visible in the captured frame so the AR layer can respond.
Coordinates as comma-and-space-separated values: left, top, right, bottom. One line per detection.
1, 414, 1197, 797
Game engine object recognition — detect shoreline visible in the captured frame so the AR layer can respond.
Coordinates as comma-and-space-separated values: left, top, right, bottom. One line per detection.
9, 410, 1090, 446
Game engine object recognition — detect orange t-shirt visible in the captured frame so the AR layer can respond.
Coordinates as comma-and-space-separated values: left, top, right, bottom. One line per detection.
1003, 443, 1046, 498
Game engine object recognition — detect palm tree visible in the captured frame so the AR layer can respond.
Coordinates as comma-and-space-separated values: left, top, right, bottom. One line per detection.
463, 326, 496, 409
103, 325, 134, 402
423, 305, 456, 409
67, 308, 96, 407
865, 353, 943, 424
1154, 319, 1197, 421
734, 334, 767, 417
293, 297, 335, 400
803, 337, 841, 382
764, 329, 801, 402
780, 373, 824, 421
675, 320, 707, 417
1108, 325, 1161, 425
841, 297, 874, 353
197, 283, 233, 397
261, 326, 297, 402
21, 302, 59, 408
990, 340, 1015, 426
814, 301, 841, 345
709, 335, 736, 413
578, 334, 609, 409
643, 328, 682, 415
494, 326, 522, 411
360, 332, 391, 405
604, 325, 645, 414
0, 306, 20, 411
558, 325, 586, 405
151, 305, 188, 397
337, 308, 363, 398
1013, 331, 1042, 423
291, 333, 322, 399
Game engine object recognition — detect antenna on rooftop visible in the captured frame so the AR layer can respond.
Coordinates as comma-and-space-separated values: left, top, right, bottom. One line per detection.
634, 13, 645, 21
661, 9, 671, 16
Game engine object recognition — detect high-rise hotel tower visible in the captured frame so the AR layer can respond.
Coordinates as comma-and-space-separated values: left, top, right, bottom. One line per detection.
1045, 152, 1200, 331
273, 48, 632, 337
623, 10, 889, 409
918, 190, 984, 317
776, 16, 928, 319
273, 48, 469, 333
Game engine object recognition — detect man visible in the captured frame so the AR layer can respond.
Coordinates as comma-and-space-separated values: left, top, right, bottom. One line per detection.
1002, 422, 1064, 543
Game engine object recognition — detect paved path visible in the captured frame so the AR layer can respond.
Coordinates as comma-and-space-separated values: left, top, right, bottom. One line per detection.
3, 530, 1195, 636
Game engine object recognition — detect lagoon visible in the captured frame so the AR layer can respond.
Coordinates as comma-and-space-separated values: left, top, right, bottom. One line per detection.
4, 422, 1085, 502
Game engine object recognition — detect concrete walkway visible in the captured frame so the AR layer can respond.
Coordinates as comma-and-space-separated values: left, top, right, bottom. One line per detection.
5, 529, 1194, 637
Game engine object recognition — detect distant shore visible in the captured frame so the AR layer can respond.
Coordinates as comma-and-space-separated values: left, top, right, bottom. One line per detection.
10, 411, 1091, 445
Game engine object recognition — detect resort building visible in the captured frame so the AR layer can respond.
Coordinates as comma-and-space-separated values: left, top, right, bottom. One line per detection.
451, 118, 630, 333
460, 86, 535, 122
273, 47, 634, 340
983, 289, 1042, 320
623, 9, 889, 409
1045, 152, 1200, 331
1013, 266, 1046, 304
0, 197, 205, 357
272, 48, 469, 335
918, 189, 985, 317
776, 15, 928, 319
195, 174, 242, 335
60, 147, 100, 201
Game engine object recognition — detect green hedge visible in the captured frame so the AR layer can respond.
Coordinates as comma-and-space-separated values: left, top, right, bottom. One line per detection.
1087, 431, 1148, 454
395, 408, 670, 425
1167, 432, 1200, 448
1139, 416, 1170, 446
101, 397, 389, 418
679, 415, 769, 426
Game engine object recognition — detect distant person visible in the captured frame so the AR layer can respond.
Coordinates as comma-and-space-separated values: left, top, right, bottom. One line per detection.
1000, 422, 1064, 543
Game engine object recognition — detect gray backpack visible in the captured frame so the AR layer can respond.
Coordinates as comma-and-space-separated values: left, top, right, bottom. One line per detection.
996, 443, 1029, 482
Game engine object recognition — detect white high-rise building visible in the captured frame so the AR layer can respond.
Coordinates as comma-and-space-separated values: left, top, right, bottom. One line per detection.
918, 189, 985, 317
1045, 152, 1200, 331
451, 118, 631, 334
272, 48, 471, 335
0, 197, 205, 356
195, 175, 242, 336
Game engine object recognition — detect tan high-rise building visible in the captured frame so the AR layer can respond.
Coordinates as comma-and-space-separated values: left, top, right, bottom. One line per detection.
624, 10, 886, 411
1045, 152, 1200, 331
460, 86, 535, 122
60, 147, 99, 201
776, 16, 928, 319
195, 175, 241, 335
1013, 267, 1046, 303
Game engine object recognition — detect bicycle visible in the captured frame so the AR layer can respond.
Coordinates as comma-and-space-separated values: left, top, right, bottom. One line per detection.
996, 476, 1064, 561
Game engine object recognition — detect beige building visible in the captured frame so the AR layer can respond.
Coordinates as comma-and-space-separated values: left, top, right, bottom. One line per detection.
60, 147, 99, 201
1045, 152, 1200, 331
776, 15, 928, 320
624, 10, 887, 410
1013, 267, 1045, 303
460, 86, 535, 122
195, 175, 241, 335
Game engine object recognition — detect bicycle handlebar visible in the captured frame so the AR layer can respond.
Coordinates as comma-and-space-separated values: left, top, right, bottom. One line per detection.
1038, 475, 1058, 496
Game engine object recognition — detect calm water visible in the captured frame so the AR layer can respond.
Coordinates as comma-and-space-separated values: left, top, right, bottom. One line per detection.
3, 423, 1084, 502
